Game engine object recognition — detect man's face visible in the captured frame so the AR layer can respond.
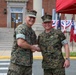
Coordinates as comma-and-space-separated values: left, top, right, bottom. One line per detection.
42, 21, 53, 30
25, 16, 36, 27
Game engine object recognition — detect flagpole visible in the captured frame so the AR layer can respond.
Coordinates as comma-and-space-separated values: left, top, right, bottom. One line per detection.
57, 13, 61, 30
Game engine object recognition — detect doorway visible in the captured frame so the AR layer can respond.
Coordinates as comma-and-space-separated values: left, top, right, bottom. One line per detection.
11, 13, 23, 28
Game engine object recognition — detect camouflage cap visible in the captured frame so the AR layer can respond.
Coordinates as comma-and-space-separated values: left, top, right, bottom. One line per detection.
27, 10, 37, 18
41, 14, 52, 22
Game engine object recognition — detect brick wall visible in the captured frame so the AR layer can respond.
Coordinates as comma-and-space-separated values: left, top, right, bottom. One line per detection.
27, 0, 56, 14
0, 0, 7, 27
27, 0, 33, 10
43, 0, 56, 15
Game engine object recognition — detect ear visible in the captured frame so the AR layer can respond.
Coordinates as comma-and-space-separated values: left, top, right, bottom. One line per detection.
42, 22, 44, 26
51, 21, 53, 23
42, 22, 44, 24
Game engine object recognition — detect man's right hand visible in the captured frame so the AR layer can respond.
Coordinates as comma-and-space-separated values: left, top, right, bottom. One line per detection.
31, 45, 40, 52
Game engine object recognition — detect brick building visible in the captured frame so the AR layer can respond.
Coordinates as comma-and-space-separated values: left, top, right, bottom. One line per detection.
0, 0, 56, 28
0, 0, 74, 29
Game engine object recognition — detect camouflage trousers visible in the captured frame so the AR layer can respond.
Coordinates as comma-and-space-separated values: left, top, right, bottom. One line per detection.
7, 63, 32, 75
44, 67, 65, 75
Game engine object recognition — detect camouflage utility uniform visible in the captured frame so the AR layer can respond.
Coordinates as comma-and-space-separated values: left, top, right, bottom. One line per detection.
38, 29, 66, 75
7, 23, 36, 75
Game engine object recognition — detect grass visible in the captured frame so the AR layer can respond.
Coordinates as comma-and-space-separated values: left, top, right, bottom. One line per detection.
63, 52, 76, 57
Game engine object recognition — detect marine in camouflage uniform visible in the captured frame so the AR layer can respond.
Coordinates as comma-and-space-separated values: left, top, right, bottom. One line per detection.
7, 10, 38, 75
38, 29, 65, 75
38, 14, 70, 75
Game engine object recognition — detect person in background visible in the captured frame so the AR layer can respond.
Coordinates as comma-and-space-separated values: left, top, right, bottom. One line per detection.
7, 10, 40, 75
38, 13, 70, 75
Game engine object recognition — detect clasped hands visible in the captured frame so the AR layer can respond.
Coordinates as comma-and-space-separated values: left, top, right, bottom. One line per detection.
31, 45, 41, 52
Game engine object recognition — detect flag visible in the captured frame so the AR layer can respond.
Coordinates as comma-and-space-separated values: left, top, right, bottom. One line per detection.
52, 20, 57, 28
63, 16, 66, 33
74, 29, 76, 42
57, 16, 61, 30
70, 18, 74, 42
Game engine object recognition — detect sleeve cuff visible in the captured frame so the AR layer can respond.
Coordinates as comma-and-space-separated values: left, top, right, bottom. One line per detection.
61, 39, 68, 45
16, 34, 25, 39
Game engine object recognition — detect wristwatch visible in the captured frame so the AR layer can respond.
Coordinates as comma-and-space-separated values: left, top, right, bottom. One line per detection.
66, 58, 70, 61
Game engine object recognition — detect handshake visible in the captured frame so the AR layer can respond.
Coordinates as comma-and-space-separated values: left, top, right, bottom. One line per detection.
31, 44, 41, 52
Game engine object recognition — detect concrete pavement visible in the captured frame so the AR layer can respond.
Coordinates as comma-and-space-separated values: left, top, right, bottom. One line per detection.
0, 50, 76, 59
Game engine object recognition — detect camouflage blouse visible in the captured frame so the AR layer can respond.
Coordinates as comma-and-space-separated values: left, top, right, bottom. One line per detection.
38, 29, 66, 69
11, 23, 36, 66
